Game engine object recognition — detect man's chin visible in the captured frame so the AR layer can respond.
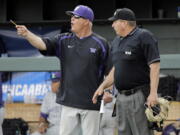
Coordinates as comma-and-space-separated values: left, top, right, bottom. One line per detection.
71, 28, 75, 33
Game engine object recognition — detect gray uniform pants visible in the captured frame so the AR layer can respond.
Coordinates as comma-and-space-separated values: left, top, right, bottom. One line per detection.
0, 107, 4, 135
116, 90, 154, 135
99, 100, 117, 135
99, 108, 117, 135
59, 105, 100, 135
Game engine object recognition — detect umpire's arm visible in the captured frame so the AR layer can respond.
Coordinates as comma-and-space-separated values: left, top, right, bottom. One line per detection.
92, 67, 115, 104
147, 62, 160, 107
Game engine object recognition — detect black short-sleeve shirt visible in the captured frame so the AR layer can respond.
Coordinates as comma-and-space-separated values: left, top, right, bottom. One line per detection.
111, 27, 160, 91
0, 53, 2, 107
41, 32, 109, 110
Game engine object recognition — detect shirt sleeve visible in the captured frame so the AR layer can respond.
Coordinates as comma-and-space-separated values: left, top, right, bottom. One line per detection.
140, 30, 160, 65
40, 34, 62, 57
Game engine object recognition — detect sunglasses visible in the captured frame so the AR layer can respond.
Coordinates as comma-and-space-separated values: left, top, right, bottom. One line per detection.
72, 14, 84, 19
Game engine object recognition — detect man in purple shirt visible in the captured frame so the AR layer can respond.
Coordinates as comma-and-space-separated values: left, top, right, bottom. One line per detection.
16, 5, 110, 135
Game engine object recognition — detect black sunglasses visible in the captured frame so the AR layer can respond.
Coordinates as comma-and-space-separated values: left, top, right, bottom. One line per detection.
72, 14, 84, 19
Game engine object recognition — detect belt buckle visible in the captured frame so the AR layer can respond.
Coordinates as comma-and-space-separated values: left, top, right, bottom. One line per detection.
124, 90, 133, 96
125, 89, 136, 96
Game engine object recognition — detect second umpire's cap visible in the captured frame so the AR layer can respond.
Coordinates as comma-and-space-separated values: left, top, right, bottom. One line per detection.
51, 72, 61, 82
66, 5, 94, 22
108, 8, 136, 21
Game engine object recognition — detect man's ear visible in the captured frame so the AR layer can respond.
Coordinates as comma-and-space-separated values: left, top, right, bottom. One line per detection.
85, 20, 91, 26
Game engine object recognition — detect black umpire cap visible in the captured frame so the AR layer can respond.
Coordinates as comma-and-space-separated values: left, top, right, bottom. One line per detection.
108, 8, 136, 21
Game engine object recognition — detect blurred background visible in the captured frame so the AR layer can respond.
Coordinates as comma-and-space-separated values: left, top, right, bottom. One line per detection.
0, 0, 180, 135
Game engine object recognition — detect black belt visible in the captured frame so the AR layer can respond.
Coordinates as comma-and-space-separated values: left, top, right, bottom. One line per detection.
119, 85, 148, 96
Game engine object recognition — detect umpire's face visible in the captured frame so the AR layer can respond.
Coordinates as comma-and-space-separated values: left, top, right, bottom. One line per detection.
71, 14, 89, 33
112, 19, 126, 37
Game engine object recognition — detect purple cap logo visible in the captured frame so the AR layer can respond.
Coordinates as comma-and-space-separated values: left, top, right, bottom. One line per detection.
51, 72, 61, 81
66, 5, 94, 22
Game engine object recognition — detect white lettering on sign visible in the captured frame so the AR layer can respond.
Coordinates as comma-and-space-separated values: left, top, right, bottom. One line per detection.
2, 84, 51, 96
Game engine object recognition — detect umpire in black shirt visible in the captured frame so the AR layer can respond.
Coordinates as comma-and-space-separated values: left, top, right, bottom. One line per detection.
93, 8, 160, 135
16, 5, 110, 135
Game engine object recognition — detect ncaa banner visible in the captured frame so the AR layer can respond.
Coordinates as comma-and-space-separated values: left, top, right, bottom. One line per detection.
2, 72, 51, 103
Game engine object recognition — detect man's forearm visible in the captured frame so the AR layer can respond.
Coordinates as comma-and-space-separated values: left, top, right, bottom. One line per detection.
101, 67, 115, 90
16, 25, 47, 50
150, 62, 160, 94
25, 31, 47, 50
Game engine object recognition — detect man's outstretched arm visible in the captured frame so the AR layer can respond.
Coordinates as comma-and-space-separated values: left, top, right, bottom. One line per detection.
16, 25, 46, 50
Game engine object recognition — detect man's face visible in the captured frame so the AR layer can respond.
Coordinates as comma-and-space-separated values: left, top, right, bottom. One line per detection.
51, 81, 60, 93
112, 20, 125, 36
71, 14, 87, 33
